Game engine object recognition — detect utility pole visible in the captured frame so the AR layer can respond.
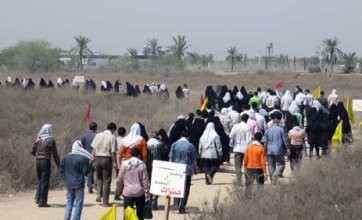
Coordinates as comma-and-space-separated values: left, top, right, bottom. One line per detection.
265, 41, 273, 71
294, 56, 296, 72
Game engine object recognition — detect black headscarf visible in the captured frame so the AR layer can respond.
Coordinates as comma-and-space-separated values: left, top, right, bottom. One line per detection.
337, 102, 352, 135
169, 118, 187, 145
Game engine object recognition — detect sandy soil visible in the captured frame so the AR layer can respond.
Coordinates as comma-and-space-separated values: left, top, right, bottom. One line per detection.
0, 155, 294, 220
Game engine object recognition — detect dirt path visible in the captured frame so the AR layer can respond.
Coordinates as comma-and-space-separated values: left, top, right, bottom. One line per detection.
0, 155, 294, 220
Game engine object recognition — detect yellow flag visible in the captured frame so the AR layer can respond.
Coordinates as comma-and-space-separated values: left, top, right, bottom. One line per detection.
312, 85, 321, 99
98, 205, 116, 220
346, 96, 355, 124
200, 97, 209, 111
125, 206, 139, 220
331, 120, 343, 147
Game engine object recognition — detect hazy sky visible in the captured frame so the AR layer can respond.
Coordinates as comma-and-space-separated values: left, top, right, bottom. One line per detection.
1, 0, 361, 59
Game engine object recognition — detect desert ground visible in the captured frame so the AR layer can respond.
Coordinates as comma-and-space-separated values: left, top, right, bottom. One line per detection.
0, 153, 298, 220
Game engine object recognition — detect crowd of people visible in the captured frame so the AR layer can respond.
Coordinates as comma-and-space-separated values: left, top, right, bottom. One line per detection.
1, 76, 191, 100
30, 83, 353, 220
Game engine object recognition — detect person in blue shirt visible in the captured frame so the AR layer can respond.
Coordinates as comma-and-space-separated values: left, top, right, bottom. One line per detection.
60, 140, 94, 220
80, 122, 97, 193
169, 130, 198, 214
264, 112, 289, 183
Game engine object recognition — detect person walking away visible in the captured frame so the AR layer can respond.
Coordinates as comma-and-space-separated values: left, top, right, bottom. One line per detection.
264, 114, 289, 184
169, 130, 198, 214
114, 127, 126, 200
288, 125, 307, 173
328, 89, 338, 107
116, 148, 150, 220
80, 122, 97, 193
248, 91, 262, 108
199, 122, 223, 185
60, 140, 94, 220
244, 132, 267, 197
146, 132, 168, 210
229, 114, 252, 185
31, 124, 60, 207
91, 122, 117, 206
317, 91, 328, 108
118, 123, 147, 164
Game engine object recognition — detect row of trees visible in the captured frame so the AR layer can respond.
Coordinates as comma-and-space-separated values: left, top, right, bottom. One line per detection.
225, 37, 361, 73
0, 36, 360, 73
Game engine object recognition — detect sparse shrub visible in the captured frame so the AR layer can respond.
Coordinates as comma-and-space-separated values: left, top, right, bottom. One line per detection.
308, 66, 322, 73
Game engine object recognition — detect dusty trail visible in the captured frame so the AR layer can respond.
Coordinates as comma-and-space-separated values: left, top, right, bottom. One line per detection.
0, 155, 294, 220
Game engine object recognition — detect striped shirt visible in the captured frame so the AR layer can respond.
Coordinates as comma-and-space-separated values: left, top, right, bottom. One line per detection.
265, 124, 288, 156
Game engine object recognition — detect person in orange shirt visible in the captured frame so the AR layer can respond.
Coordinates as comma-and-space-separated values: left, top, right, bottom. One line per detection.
118, 123, 147, 167
244, 132, 267, 197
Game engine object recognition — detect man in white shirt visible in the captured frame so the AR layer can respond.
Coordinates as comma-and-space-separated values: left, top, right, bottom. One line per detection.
182, 84, 190, 98
303, 89, 314, 107
228, 108, 241, 127
249, 103, 267, 133
229, 114, 252, 185
295, 90, 306, 107
91, 123, 117, 206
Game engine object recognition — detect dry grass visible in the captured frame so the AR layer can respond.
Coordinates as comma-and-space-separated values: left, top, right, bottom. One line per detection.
0, 70, 361, 195
191, 134, 362, 220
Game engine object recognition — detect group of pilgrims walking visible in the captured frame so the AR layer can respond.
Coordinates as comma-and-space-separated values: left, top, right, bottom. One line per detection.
30, 82, 352, 220
2, 76, 195, 100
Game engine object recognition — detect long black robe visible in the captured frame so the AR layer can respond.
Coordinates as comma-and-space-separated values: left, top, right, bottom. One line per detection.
205, 86, 217, 107
211, 117, 230, 163
169, 119, 187, 145
114, 80, 120, 93
39, 78, 47, 88
48, 80, 54, 88
175, 86, 184, 99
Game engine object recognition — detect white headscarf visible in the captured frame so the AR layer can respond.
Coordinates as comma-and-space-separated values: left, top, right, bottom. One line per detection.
221, 108, 229, 115
123, 157, 143, 170
331, 89, 337, 96
199, 123, 219, 148
72, 79, 78, 87
22, 78, 29, 88
71, 140, 93, 159
57, 77, 63, 85
122, 123, 143, 148
147, 138, 160, 147
236, 91, 244, 100
101, 81, 107, 89
292, 126, 302, 131
281, 90, 292, 107
223, 92, 231, 103
312, 100, 330, 114
160, 84, 166, 91
288, 101, 300, 114
177, 115, 186, 120
36, 124, 54, 141
6, 76, 12, 83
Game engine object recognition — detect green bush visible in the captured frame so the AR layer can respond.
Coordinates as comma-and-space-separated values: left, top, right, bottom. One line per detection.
0, 40, 62, 73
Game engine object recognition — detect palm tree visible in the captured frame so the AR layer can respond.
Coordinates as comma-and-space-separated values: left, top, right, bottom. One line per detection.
143, 38, 164, 57
127, 48, 139, 71
320, 38, 343, 73
342, 52, 358, 73
71, 36, 92, 70
127, 48, 138, 59
167, 35, 190, 59
225, 47, 242, 71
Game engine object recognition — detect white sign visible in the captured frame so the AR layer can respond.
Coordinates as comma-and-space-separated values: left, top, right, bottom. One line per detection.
150, 160, 186, 198
353, 99, 362, 112
74, 76, 85, 83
